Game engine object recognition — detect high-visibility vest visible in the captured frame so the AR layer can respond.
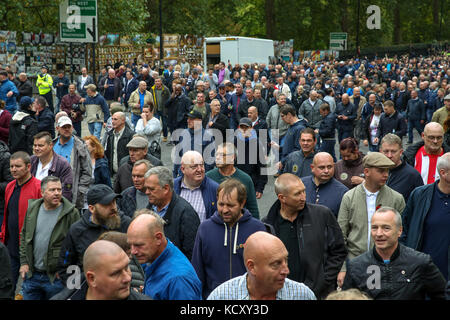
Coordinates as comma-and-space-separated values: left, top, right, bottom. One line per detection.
36, 73, 53, 95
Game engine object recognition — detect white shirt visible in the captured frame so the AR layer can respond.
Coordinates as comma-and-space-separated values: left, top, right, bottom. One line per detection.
36, 158, 53, 181
112, 127, 125, 173
252, 117, 260, 127
363, 183, 379, 251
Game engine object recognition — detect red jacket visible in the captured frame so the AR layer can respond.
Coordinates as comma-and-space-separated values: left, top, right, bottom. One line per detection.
0, 176, 41, 244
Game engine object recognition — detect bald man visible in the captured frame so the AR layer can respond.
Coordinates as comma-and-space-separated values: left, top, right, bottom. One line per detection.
335, 93, 357, 142
127, 212, 202, 300
99, 68, 122, 106
262, 173, 347, 299
403, 122, 449, 184
301, 152, 348, 217
173, 151, 219, 222
207, 231, 316, 300
105, 111, 134, 176
51, 240, 149, 300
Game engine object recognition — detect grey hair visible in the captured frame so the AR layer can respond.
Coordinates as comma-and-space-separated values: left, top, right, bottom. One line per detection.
437, 153, 450, 173
133, 208, 166, 230
133, 159, 153, 171
375, 206, 402, 229
144, 166, 173, 191
41, 176, 61, 192
380, 133, 403, 149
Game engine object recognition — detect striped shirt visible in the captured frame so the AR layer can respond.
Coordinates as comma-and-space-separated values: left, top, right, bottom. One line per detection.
414, 146, 443, 184
179, 180, 206, 223
207, 273, 316, 300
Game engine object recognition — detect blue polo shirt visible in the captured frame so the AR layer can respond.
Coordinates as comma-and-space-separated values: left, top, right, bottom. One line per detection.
152, 203, 169, 218
420, 183, 450, 280
53, 136, 74, 164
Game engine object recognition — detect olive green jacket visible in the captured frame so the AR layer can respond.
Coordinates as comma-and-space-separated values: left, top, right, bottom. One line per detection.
19, 197, 80, 283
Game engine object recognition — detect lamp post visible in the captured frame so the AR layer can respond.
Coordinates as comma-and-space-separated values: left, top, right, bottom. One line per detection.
356, 0, 361, 57
159, 0, 163, 75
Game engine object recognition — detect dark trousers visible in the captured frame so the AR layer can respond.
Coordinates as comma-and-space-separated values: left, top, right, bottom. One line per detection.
41, 91, 54, 113
338, 129, 353, 143
9, 254, 20, 294
155, 111, 168, 138
73, 121, 82, 138
320, 139, 336, 162
407, 119, 423, 143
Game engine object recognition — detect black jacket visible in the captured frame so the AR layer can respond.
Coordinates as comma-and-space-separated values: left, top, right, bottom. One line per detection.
8, 110, 38, 155
263, 201, 347, 299
166, 93, 191, 127
56, 211, 131, 285
146, 192, 200, 260
377, 111, 407, 139
203, 111, 229, 140
0, 242, 13, 300
343, 244, 446, 300
0, 141, 13, 216
335, 101, 357, 131
386, 159, 424, 202
98, 76, 123, 101
237, 98, 263, 122
318, 112, 337, 139
105, 125, 134, 174
37, 107, 55, 138
16, 80, 33, 101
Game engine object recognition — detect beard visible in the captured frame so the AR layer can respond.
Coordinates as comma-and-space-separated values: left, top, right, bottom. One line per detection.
96, 213, 121, 230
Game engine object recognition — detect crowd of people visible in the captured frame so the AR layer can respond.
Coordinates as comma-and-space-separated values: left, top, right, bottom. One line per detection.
0, 51, 449, 301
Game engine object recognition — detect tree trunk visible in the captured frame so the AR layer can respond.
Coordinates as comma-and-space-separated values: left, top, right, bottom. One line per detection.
265, 0, 275, 39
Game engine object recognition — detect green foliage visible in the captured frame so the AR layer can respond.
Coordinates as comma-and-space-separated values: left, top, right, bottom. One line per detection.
0, 0, 448, 49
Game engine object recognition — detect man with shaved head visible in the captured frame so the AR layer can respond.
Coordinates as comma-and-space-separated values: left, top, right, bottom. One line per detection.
263, 173, 347, 299
51, 240, 149, 300
336, 93, 357, 142
173, 151, 219, 222
105, 111, 134, 176
207, 231, 316, 300
403, 122, 449, 184
127, 211, 202, 300
301, 152, 348, 217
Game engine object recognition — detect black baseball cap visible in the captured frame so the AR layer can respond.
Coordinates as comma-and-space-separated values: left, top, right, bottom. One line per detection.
187, 110, 203, 120
87, 184, 122, 205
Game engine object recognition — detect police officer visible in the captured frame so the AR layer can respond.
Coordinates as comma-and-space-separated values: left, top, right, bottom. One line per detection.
36, 65, 54, 113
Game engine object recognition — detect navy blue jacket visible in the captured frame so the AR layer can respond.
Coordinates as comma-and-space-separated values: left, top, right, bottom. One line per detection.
191, 209, 266, 299
93, 157, 112, 187
173, 175, 219, 220
406, 98, 426, 121
335, 101, 357, 131
377, 111, 407, 139
301, 175, 348, 217
37, 107, 56, 138
386, 159, 423, 203
400, 182, 435, 249
394, 90, 409, 112
53, 76, 70, 99
281, 119, 307, 163
122, 77, 139, 104
318, 112, 337, 139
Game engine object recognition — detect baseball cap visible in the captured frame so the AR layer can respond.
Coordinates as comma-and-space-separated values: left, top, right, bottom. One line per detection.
57, 116, 72, 127
19, 96, 34, 109
363, 152, 395, 169
187, 110, 203, 120
126, 136, 149, 149
239, 117, 252, 127
87, 184, 122, 205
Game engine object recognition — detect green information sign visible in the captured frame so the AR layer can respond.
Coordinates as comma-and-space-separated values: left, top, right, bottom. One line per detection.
61, 22, 86, 38
68, 0, 97, 16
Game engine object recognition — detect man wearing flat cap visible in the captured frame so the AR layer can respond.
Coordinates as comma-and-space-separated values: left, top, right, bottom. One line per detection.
337, 152, 405, 288
114, 135, 163, 194
431, 93, 450, 127
56, 184, 132, 286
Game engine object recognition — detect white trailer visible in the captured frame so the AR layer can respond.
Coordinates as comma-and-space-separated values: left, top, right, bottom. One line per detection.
203, 36, 274, 69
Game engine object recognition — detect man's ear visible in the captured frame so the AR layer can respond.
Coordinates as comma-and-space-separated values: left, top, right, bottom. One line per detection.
86, 271, 96, 288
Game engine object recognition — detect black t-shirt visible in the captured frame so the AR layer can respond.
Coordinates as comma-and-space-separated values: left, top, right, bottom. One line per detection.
277, 214, 301, 282
6, 180, 26, 258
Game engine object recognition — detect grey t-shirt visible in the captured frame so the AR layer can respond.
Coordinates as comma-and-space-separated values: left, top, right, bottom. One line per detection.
136, 189, 149, 211
33, 204, 63, 270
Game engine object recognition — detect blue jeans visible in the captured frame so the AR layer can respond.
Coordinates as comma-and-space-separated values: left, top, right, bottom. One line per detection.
369, 143, 379, 152
320, 139, 336, 162
88, 122, 103, 140
426, 108, 434, 123
22, 272, 64, 300
73, 121, 82, 138
338, 129, 353, 143
407, 119, 423, 143
131, 113, 140, 128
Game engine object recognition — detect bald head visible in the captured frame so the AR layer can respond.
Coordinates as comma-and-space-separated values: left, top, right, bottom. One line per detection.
423, 122, 444, 155
83, 240, 126, 272
244, 231, 286, 264
313, 152, 334, 165
181, 150, 204, 165
424, 122, 444, 135
128, 212, 165, 237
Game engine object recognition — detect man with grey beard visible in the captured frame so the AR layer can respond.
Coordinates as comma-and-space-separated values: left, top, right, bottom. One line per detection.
56, 184, 132, 286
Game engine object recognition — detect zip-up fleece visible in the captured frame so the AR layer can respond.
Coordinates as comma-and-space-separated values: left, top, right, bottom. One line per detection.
191, 208, 266, 299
